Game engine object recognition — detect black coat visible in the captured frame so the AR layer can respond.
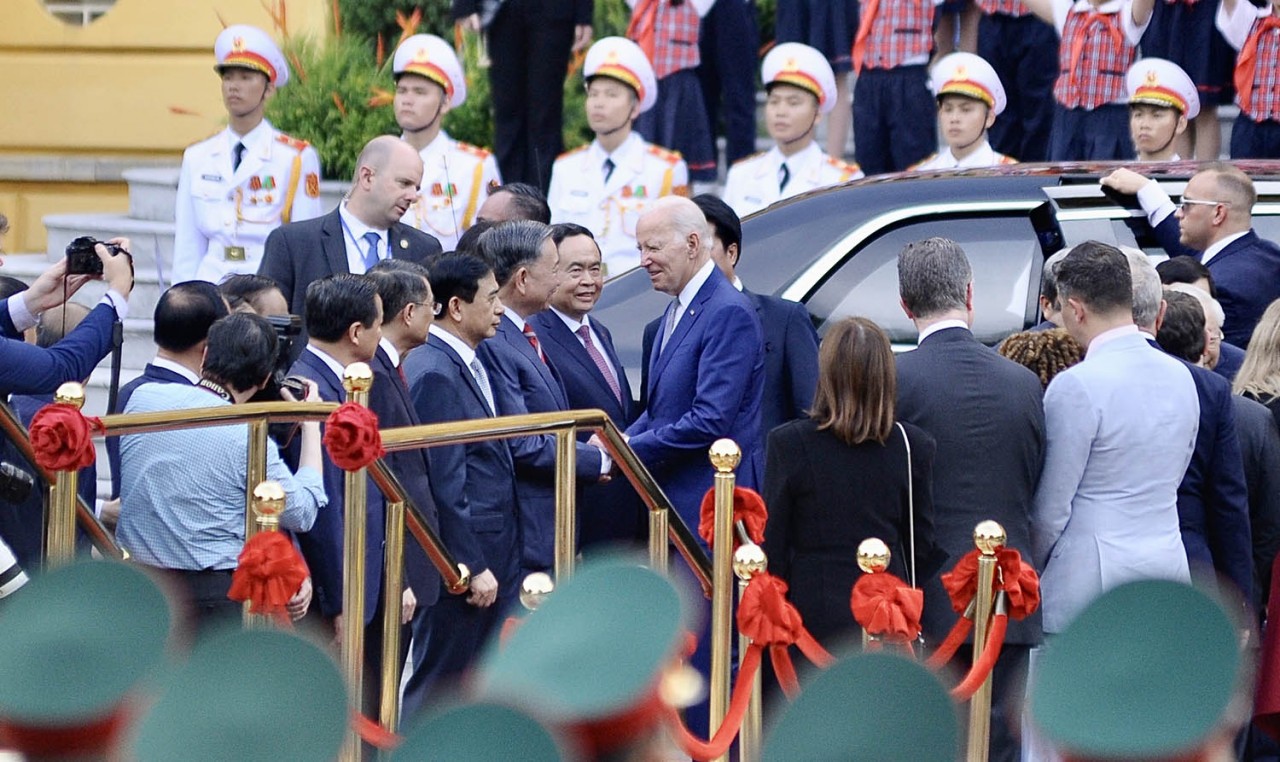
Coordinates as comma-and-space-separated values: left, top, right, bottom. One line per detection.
763, 418, 940, 648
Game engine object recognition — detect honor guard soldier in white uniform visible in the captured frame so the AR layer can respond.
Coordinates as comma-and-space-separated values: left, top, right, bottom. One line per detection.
548, 37, 690, 277
913, 52, 1019, 170
173, 25, 323, 284
723, 43, 863, 220
1126, 58, 1199, 162
394, 34, 501, 252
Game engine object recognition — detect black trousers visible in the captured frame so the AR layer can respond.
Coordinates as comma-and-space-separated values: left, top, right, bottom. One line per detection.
486, 0, 576, 191
698, 0, 761, 169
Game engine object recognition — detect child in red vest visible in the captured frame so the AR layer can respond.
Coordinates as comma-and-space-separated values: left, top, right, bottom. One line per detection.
1022, 0, 1156, 160
1219, 0, 1280, 158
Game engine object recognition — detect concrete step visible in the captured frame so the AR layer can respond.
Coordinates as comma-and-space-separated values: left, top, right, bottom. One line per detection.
42, 213, 175, 276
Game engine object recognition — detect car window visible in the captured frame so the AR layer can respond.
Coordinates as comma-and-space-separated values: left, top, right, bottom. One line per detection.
805, 215, 1042, 344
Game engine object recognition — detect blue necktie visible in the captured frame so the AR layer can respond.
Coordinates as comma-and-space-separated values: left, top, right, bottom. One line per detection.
361, 231, 381, 271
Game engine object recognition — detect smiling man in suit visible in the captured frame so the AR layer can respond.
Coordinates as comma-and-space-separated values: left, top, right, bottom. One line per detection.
401, 254, 519, 718
476, 221, 608, 580
692, 194, 818, 439
259, 135, 441, 355
529, 223, 644, 550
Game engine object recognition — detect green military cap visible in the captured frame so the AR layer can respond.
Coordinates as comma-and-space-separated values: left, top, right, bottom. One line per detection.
126, 627, 348, 762
392, 701, 568, 761
1028, 579, 1244, 760
0, 560, 172, 755
474, 558, 688, 755
762, 652, 959, 762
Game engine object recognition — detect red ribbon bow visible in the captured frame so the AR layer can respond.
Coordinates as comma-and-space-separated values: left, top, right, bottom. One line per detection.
850, 573, 924, 643
323, 403, 385, 472
28, 403, 102, 472
698, 487, 768, 548
941, 547, 1040, 620
227, 532, 309, 622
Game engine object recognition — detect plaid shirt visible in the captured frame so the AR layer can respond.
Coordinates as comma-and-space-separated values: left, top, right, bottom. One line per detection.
1238, 17, 1280, 120
1053, 10, 1133, 109
856, 0, 936, 71
629, 0, 701, 78
978, 0, 1032, 18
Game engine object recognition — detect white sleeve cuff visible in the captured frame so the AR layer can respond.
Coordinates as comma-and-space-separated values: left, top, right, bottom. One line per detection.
8, 294, 37, 333
1136, 181, 1177, 227
101, 290, 129, 321
690, 0, 716, 16
599, 449, 613, 476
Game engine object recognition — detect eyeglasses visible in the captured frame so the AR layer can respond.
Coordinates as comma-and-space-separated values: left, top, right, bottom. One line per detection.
414, 301, 443, 316
1178, 197, 1232, 211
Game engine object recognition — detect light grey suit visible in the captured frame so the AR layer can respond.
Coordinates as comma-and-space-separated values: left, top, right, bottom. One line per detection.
1032, 329, 1200, 634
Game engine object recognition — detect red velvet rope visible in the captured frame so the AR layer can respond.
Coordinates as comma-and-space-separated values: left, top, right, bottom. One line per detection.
669, 645, 763, 761
736, 573, 833, 698
850, 572, 924, 644
323, 403, 385, 471
697, 487, 768, 547
950, 614, 1008, 701
28, 402, 103, 472
351, 710, 401, 749
227, 531, 309, 624
925, 617, 974, 670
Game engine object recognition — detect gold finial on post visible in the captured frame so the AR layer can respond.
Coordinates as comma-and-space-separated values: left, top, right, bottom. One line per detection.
734, 540, 768, 760
251, 481, 286, 532
708, 438, 741, 473
732, 543, 767, 581
54, 382, 86, 409
973, 520, 1007, 556
857, 538, 892, 574
341, 362, 375, 395
520, 572, 555, 611
448, 563, 472, 595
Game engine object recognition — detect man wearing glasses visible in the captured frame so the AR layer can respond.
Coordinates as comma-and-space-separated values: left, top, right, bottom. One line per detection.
1102, 163, 1280, 347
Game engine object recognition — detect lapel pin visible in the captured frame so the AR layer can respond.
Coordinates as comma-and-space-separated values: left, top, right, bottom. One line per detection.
399, 239, 409, 250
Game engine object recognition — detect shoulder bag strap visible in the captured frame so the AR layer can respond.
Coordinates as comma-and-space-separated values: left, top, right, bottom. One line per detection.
895, 421, 916, 589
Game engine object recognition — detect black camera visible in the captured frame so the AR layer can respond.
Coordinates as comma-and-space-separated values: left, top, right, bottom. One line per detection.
65, 236, 125, 276
0, 462, 34, 505
249, 314, 308, 446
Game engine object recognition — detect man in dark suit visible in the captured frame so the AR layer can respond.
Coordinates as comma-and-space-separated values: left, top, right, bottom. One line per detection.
475, 221, 607, 579
1149, 284, 1253, 604
692, 194, 818, 438
454, 0, 592, 190
107, 281, 229, 502
287, 276, 388, 646
1103, 164, 1280, 348
401, 254, 519, 718
529, 224, 644, 550
259, 136, 440, 354
894, 237, 1045, 762
1156, 256, 1246, 381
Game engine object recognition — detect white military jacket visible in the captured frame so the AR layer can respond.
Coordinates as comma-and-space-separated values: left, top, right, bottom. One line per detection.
401, 130, 501, 252
722, 142, 863, 219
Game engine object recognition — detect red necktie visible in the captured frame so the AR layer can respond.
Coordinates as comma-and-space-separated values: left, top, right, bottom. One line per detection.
397, 364, 408, 389
523, 322, 547, 364
850, 0, 881, 76
577, 325, 622, 402
1236, 16, 1280, 116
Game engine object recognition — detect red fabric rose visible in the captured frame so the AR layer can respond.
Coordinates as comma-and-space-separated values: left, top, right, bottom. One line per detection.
323, 402, 385, 471
737, 572, 804, 647
228, 531, 309, 622
850, 572, 924, 643
941, 549, 981, 613
28, 403, 101, 472
940, 548, 1041, 620
697, 487, 768, 547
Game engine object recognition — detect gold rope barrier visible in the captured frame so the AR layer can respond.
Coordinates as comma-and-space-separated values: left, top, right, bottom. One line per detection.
244, 481, 287, 628
966, 520, 1006, 762
708, 438, 741, 762
734, 531, 768, 761
339, 363, 374, 762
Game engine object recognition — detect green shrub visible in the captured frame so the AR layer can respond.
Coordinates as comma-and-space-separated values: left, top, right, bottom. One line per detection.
337, 0, 453, 46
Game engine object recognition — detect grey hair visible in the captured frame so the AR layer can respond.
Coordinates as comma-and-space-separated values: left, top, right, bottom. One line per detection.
1167, 281, 1227, 329
1119, 246, 1163, 329
897, 237, 972, 317
1040, 248, 1072, 304
477, 219, 553, 286
649, 196, 708, 244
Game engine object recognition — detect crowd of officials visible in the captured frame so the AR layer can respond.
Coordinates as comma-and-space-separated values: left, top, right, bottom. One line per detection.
4, 4, 1280, 759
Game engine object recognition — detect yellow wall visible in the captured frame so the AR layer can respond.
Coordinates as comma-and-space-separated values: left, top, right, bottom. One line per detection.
0, 0, 328, 251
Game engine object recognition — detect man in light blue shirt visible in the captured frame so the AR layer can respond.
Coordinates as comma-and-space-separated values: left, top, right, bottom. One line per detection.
118, 313, 327, 630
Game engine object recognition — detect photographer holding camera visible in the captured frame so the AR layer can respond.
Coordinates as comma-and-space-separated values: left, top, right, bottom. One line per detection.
0, 237, 133, 395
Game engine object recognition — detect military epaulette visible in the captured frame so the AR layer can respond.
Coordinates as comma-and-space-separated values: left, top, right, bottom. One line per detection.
276, 133, 311, 152
998, 154, 1018, 165
828, 156, 861, 178
647, 144, 683, 164
732, 151, 767, 167
557, 145, 589, 160
457, 142, 492, 159
907, 154, 937, 171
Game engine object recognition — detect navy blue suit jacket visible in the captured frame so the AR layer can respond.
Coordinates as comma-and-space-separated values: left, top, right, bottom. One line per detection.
529, 310, 647, 548
369, 346, 441, 608
1215, 340, 1245, 383
107, 363, 194, 498
289, 350, 386, 623
1154, 220, 1280, 348
629, 267, 765, 537
404, 333, 520, 591
1151, 340, 1254, 601
0, 302, 116, 396
479, 315, 604, 574
744, 290, 819, 438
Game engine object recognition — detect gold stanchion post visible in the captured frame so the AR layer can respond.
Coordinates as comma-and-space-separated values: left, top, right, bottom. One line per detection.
649, 506, 669, 575
520, 572, 554, 611
244, 481, 287, 628
966, 520, 1006, 762
553, 429, 576, 582
379, 497, 405, 734
244, 420, 269, 543
45, 383, 86, 567
708, 438, 740, 762
339, 362, 374, 762
733, 536, 767, 762
855, 538, 892, 649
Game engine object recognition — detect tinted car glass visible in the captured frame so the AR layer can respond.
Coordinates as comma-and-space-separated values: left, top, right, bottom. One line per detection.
805, 214, 1042, 343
